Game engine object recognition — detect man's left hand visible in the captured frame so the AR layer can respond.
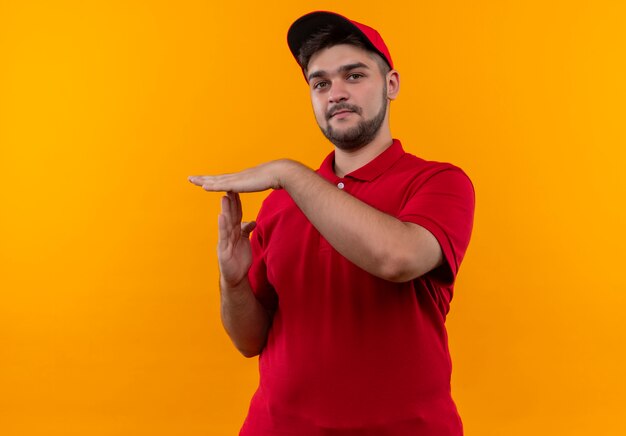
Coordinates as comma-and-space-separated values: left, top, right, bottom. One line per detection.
188, 159, 301, 193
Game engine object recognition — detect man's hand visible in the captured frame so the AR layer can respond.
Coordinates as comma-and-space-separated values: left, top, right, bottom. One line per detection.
216, 192, 257, 288
188, 160, 299, 193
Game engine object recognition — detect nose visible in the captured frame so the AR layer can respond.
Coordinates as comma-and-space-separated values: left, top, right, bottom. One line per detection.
328, 80, 349, 103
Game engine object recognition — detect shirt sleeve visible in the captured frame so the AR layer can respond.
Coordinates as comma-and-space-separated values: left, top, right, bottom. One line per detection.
247, 219, 279, 313
397, 167, 475, 285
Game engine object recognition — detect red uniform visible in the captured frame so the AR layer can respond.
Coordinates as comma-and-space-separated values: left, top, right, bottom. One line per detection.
242, 139, 475, 435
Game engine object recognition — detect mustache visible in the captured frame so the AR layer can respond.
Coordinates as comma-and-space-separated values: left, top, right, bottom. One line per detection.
326, 103, 362, 120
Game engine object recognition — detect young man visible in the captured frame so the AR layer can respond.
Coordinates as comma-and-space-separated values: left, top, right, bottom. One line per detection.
190, 11, 475, 435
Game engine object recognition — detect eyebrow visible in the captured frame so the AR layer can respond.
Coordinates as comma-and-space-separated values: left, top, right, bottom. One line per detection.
307, 62, 370, 82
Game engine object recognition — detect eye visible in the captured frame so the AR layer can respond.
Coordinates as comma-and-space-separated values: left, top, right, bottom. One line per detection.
313, 80, 329, 90
347, 73, 364, 80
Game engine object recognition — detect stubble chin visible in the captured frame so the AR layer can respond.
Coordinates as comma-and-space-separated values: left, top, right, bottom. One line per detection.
323, 121, 369, 151
321, 106, 387, 151
318, 85, 388, 151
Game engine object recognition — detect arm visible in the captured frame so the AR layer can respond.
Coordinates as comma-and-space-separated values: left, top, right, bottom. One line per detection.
282, 162, 443, 282
190, 160, 443, 283
217, 192, 271, 357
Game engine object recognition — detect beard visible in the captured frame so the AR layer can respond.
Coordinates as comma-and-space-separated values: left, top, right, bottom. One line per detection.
319, 84, 388, 151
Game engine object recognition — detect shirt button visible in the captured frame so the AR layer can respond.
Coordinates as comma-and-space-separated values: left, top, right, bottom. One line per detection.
337, 182, 345, 189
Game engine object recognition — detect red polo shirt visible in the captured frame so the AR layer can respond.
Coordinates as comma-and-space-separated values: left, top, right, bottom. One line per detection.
241, 139, 475, 435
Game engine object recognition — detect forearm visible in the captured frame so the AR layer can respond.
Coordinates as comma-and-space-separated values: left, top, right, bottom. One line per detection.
220, 277, 271, 358
282, 162, 438, 282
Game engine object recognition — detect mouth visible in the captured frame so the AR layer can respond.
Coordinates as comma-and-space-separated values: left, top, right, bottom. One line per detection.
329, 109, 354, 119
326, 103, 361, 121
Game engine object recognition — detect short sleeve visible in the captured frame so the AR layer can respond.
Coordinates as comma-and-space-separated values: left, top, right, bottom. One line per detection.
248, 222, 278, 313
398, 167, 475, 285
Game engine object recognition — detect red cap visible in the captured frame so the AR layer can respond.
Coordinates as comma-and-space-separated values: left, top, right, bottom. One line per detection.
287, 11, 394, 75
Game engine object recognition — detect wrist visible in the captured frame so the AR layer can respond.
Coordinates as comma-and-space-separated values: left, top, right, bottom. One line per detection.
220, 275, 248, 293
275, 159, 309, 190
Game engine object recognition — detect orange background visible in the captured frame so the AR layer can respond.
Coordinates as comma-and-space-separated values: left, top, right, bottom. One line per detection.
1, 1, 625, 435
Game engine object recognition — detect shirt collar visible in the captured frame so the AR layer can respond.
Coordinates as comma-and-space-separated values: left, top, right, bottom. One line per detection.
318, 139, 406, 182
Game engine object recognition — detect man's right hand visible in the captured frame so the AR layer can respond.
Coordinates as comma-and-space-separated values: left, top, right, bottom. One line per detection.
217, 192, 257, 288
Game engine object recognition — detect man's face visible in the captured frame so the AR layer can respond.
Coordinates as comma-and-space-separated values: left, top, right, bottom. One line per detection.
306, 44, 389, 151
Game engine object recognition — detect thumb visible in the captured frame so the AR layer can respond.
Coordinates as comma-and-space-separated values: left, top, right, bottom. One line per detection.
240, 221, 257, 238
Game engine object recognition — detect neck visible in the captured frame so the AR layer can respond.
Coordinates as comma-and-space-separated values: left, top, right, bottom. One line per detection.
333, 127, 393, 177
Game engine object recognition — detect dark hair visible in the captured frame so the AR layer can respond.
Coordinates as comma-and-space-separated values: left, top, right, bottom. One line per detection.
297, 25, 391, 76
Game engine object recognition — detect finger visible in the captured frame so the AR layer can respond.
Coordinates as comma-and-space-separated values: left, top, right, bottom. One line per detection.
226, 191, 242, 225
203, 175, 231, 192
203, 176, 218, 191
203, 167, 265, 193
188, 175, 208, 186
217, 212, 229, 253
241, 221, 257, 238
190, 174, 227, 191
218, 195, 233, 250
220, 195, 233, 233
189, 174, 231, 191
233, 192, 243, 223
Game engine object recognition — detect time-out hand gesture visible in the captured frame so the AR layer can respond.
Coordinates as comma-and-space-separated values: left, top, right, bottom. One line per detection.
189, 160, 302, 287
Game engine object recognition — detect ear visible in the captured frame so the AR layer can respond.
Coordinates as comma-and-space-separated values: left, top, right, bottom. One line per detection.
386, 70, 400, 100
